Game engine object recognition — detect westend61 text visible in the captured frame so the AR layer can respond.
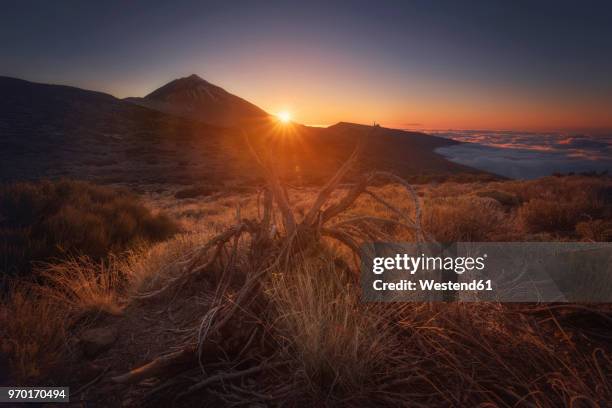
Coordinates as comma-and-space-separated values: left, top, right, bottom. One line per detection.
372, 279, 493, 292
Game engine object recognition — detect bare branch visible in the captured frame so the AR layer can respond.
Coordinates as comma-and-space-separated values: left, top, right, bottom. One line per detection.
329, 215, 417, 232
186, 223, 250, 273
321, 227, 362, 257
260, 187, 273, 231
178, 361, 288, 398
111, 346, 197, 384
243, 130, 296, 235
320, 176, 371, 224
367, 171, 424, 241
303, 125, 377, 226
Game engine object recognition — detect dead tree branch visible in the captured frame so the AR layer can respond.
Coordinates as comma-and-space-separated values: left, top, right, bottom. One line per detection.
302, 128, 372, 226
114, 124, 430, 400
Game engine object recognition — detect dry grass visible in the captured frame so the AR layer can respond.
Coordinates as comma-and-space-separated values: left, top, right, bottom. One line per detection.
120, 232, 216, 296
576, 219, 612, 241
269, 255, 395, 400
0, 232, 215, 384
0, 282, 68, 383
1, 175, 611, 405
388, 302, 612, 407
1, 257, 127, 382
38, 257, 126, 319
264, 252, 612, 406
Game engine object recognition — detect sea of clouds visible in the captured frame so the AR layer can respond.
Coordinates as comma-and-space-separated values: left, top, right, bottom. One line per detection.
430, 130, 612, 179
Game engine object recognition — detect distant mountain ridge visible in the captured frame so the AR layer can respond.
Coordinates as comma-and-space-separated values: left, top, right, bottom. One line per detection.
125, 74, 269, 127
0, 75, 492, 185
0, 75, 224, 181
0, 76, 131, 125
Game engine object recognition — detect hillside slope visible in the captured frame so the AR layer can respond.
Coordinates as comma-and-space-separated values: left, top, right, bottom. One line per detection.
0, 76, 229, 182
0, 76, 493, 187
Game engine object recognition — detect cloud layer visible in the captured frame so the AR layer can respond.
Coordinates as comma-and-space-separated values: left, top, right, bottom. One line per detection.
432, 130, 612, 179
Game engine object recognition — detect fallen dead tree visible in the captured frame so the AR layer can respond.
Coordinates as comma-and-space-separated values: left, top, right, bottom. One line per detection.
110, 125, 426, 404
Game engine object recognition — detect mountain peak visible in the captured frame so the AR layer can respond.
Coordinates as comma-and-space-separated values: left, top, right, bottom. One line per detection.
131, 75, 269, 127
145, 74, 214, 99
178, 73, 208, 85
185, 73, 204, 81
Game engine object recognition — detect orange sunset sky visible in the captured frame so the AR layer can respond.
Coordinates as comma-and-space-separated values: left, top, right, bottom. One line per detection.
2, 1, 611, 132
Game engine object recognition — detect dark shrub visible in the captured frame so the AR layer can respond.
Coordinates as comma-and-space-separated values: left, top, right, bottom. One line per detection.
0, 179, 179, 276
519, 197, 603, 234
475, 190, 521, 207
174, 186, 217, 199
511, 177, 611, 235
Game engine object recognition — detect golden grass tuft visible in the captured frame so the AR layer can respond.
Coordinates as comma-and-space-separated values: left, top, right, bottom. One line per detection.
38, 257, 126, 320
269, 255, 394, 398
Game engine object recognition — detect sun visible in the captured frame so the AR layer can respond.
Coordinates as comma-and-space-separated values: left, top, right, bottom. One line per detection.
277, 111, 291, 123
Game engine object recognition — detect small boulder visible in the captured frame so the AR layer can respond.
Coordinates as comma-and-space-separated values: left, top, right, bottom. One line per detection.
79, 327, 118, 358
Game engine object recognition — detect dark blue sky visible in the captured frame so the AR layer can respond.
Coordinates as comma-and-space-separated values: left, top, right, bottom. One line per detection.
2, 0, 611, 129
